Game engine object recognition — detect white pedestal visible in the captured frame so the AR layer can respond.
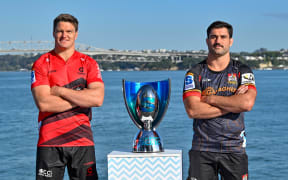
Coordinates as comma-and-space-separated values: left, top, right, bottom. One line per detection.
107, 149, 182, 180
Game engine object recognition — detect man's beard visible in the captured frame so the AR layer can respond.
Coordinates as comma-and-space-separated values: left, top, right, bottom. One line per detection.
209, 43, 229, 56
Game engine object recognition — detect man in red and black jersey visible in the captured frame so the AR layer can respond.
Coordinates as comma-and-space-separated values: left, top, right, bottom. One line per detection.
183, 21, 257, 180
31, 14, 104, 180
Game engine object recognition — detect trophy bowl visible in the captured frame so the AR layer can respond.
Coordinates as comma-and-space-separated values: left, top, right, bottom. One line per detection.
122, 79, 170, 152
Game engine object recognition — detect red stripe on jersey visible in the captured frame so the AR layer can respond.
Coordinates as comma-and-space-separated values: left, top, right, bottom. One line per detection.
38, 115, 93, 146
40, 124, 94, 146
41, 107, 90, 126
248, 84, 257, 93
183, 91, 201, 101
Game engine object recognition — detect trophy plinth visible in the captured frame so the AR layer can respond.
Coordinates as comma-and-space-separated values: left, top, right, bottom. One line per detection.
123, 79, 170, 153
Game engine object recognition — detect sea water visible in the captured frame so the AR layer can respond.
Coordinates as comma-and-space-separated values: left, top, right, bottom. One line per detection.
0, 70, 287, 179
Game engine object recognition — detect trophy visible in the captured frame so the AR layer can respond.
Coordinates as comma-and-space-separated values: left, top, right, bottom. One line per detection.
122, 79, 170, 152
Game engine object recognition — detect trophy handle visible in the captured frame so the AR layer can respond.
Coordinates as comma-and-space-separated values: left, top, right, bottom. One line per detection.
122, 79, 142, 129
152, 78, 170, 129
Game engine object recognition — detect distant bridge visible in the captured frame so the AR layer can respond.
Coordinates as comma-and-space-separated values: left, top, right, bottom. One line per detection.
0, 41, 207, 62
0, 40, 109, 54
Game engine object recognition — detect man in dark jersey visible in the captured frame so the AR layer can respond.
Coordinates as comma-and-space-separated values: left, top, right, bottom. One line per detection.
31, 14, 104, 180
183, 21, 257, 180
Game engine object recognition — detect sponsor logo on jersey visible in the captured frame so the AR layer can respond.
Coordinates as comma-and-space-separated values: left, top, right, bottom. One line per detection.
240, 130, 246, 148
241, 73, 255, 85
202, 87, 216, 96
217, 86, 237, 93
31, 70, 36, 84
38, 168, 53, 177
184, 73, 195, 90
202, 86, 236, 96
228, 73, 237, 84
202, 78, 211, 82
48, 70, 57, 73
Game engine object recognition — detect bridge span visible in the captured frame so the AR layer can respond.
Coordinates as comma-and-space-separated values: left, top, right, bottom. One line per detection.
0, 40, 207, 63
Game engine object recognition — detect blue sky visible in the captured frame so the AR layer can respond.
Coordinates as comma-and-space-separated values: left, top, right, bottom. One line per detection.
1, 0, 287, 52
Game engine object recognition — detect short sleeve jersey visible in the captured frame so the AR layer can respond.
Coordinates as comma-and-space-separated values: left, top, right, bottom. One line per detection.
31, 50, 103, 147
183, 59, 256, 153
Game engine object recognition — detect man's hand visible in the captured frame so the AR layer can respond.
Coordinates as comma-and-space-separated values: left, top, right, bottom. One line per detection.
235, 85, 248, 95
201, 85, 249, 105
184, 95, 229, 119
199, 85, 255, 113
51, 86, 64, 97
32, 85, 75, 112
201, 95, 213, 104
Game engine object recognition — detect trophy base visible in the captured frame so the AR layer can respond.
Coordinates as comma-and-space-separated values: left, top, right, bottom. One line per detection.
133, 130, 164, 153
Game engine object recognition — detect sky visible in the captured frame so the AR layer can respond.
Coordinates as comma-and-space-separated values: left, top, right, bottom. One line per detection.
0, 0, 288, 52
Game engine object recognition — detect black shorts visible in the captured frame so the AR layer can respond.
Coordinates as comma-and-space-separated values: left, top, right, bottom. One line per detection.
36, 146, 98, 180
187, 150, 248, 180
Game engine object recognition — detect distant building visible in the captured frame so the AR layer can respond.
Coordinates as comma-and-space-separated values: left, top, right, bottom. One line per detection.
243, 56, 264, 61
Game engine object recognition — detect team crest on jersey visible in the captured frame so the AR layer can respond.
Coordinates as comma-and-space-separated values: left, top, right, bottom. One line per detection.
184, 73, 195, 90
241, 73, 255, 85
228, 73, 237, 84
78, 67, 86, 75
31, 70, 36, 84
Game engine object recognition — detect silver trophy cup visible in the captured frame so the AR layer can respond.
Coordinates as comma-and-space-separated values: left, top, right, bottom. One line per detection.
123, 79, 170, 152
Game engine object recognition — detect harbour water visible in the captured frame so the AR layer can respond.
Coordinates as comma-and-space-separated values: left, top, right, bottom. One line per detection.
0, 70, 287, 179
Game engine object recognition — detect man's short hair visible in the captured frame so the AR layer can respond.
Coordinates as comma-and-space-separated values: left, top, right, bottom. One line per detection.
53, 14, 79, 32
207, 21, 233, 38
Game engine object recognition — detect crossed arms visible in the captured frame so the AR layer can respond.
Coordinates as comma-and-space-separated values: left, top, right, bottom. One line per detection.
183, 85, 257, 119
32, 82, 105, 113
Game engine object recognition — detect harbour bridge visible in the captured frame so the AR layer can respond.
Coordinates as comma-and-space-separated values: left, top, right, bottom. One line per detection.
0, 40, 112, 55
0, 40, 207, 62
